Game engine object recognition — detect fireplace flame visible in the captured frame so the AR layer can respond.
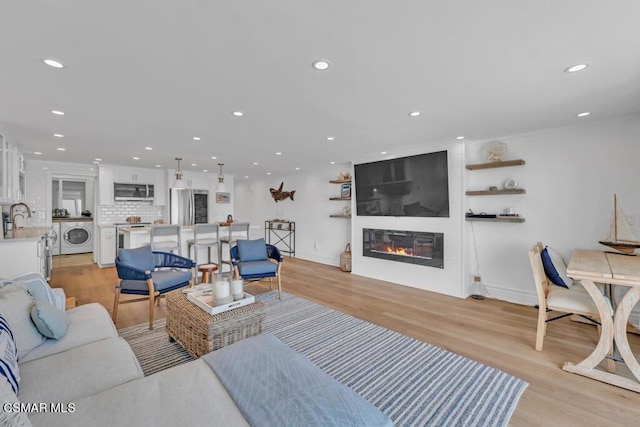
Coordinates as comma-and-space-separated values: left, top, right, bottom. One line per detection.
385, 246, 409, 255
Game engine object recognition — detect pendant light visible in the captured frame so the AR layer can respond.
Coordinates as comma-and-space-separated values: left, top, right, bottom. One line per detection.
216, 163, 226, 192
172, 157, 185, 189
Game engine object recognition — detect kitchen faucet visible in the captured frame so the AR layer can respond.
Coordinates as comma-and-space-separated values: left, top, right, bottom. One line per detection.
10, 202, 32, 229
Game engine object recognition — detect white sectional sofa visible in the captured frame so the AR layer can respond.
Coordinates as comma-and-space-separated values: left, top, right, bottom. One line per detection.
1, 273, 391, 427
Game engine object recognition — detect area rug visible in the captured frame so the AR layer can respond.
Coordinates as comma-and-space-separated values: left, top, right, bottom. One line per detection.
119, 291, 528, 426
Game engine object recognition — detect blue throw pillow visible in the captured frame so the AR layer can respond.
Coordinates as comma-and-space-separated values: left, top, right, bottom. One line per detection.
540, 247, 573, 288
237, 239, 269, 262
31, 300, 69, 339
119, 246, 155, 272
0, 315, 20, 394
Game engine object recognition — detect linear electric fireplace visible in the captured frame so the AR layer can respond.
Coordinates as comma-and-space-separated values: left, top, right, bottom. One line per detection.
363, 228, 444, 268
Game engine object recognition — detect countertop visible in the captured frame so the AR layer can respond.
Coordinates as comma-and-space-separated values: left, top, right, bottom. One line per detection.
53, 217, 93, 222
1, 226, 52, 242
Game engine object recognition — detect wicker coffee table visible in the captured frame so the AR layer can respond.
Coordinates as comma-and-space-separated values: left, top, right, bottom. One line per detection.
165, 290, 266, 358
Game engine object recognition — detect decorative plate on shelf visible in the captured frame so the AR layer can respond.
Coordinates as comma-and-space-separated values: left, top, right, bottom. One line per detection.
483, 140, 508, 162
504, 179, 518, 190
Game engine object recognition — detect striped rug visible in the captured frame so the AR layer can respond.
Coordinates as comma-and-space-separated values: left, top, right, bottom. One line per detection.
119, 291, 528, 426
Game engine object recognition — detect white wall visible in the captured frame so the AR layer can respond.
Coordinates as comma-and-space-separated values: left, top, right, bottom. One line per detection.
464, 114, 640, 306
234, 165, 352, 265
351, 143, 465, 297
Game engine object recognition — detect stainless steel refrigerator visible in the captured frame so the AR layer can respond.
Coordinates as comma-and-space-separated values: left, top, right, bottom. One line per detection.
170, 189, 209, 225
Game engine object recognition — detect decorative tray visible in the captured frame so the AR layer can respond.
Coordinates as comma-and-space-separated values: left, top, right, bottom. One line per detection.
184, 286, 255, 315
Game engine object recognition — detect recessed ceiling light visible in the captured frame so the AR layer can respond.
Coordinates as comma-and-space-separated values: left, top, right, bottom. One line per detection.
380, 151, 387, 155
275, 152, 282, 155
455, 136, 465, 140
51, 110, 65, 115
133, 157, 140, 160
253, 162, 259, 165
191, 163, 197, 167
210, 156, 217, 160
42, 58, 65, 68
408, 111, 421, 117
232, 111, 244, 117
93, 161, 99, 164
53, 133, 64, 138
330, 161, 336, 165
95, 158, 102, 161
156, 164, 161, 168
576, 111, 591, 117
192, 137, 201, 141
326, 137, 334, 141
245, 176, 249, 179
203, 169, 208, 172
564, 64, 589, 73
312, 60, 330, 71
43, 167, 48, 170
145, 147, 152, 150
295, 167, 300, 170
34, 151, 42, 155
56, 147, 65, 151
267, 172, 272, 175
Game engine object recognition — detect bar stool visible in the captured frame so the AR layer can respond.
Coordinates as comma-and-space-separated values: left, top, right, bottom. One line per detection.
187, 223, 220, 269
197, 264, 218, 284
219, 222, 250, 272
150, 224, 182, 255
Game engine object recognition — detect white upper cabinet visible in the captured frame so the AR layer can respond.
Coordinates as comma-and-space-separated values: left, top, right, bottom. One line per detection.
181, 170, 212, 190
0, 134, 25, 203
98, 164, 167, 206
112, 166, 154, 184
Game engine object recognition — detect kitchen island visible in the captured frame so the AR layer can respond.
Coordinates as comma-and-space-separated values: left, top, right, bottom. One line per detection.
0, 226, 52, 278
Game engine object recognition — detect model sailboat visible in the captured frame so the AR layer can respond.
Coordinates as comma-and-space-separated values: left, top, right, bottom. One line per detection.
599, 194, 640, 254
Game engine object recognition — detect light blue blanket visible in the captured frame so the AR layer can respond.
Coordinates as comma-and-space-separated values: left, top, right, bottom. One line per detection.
202, 333, 393, 427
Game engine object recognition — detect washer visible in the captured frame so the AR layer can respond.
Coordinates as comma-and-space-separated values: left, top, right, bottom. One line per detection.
60, 221, 93, 254
51, 222, 61, 256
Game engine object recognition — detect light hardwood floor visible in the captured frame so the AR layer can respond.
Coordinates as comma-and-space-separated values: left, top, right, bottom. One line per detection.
50, 254, 640, 426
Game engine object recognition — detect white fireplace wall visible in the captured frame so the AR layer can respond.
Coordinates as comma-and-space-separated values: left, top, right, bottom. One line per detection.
351, 143, 465, 298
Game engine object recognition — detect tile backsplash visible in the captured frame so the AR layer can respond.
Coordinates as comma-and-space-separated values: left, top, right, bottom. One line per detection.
98, 202, 164, 224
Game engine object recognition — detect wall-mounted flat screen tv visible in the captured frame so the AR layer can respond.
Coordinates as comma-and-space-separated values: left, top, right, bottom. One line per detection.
354, 150, 449, 217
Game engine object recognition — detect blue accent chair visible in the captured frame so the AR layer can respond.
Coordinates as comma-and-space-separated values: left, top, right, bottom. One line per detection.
113, 246, 196, 329
231, 239, 283, 299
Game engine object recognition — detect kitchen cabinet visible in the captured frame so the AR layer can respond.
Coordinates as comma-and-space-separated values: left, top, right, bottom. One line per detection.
98, 164, 167, 206
112, 166, 155, 184
0, 134, 24, 204
180, 171, 211, 190
98, 226, 116, 267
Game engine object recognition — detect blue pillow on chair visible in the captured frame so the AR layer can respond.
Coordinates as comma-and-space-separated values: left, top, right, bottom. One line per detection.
237, 239, 269, 262
541, 247, 573, 289
119, 246, 155, 272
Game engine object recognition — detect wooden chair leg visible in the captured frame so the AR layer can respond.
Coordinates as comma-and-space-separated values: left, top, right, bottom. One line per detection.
149, 293, 155, 330
535, 309, 547, 351
112, 286, 121, 323
277, 274, 282, 300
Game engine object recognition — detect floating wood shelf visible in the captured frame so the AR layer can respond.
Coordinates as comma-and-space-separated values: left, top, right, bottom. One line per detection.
465, 189, 526, 196
330, 214, 352, 218
330, 197, 351, 201
329, 179, 352, 184
465, 159, 525, 170
466, 217, 525, 223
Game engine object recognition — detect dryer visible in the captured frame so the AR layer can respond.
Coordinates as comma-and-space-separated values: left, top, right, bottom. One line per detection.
51, 222, 61, 256
60, 221, 93, 254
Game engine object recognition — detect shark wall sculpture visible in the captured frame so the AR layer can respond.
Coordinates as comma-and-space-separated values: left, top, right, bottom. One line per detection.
270, 182, 295, 202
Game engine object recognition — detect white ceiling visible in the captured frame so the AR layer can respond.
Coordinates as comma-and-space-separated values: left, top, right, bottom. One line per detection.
1, 1, 639, 178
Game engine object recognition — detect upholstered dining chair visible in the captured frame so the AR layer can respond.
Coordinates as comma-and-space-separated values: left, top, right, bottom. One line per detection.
113, 246, 195, 329
231, 238, 283, 299
528, 242, 613, 352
